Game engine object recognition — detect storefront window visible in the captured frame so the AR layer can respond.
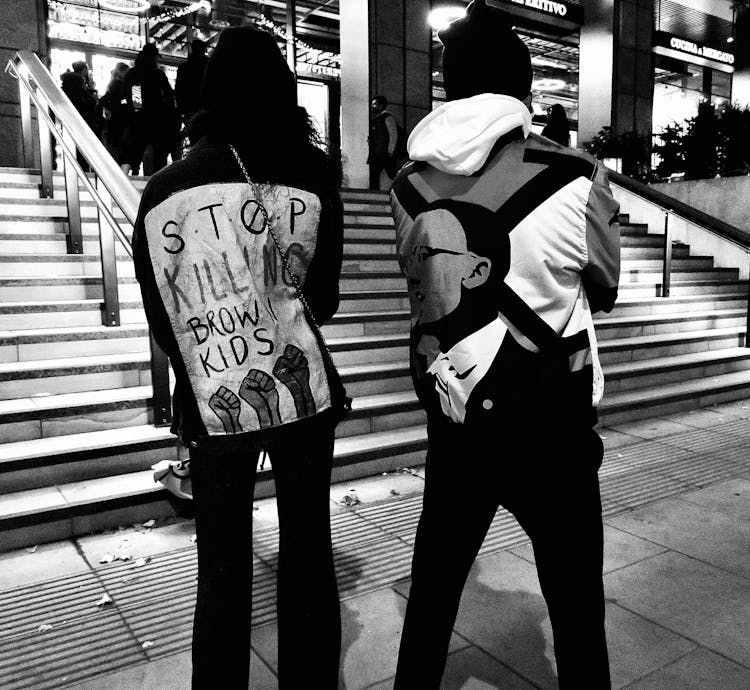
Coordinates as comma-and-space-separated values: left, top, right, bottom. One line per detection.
50, 47, 86, 83
653, 56, 705, 133
430, 21, 580, 147
653, 54, 733, 133
298, 79, 330, 149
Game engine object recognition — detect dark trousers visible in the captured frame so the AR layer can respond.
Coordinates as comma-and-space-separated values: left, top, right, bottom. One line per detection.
395, 416, 610, 689
190, 422, 341, 689
369, 154, 398, 189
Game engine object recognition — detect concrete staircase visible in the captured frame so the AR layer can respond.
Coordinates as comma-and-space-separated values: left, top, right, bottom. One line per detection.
1, 166, 749, 550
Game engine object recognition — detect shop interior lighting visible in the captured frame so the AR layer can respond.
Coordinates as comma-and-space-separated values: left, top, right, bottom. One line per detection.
150, 0, 210, 28
98, 0, 150, 13
727, 36, 734, 43
532, 78, 566, 91
428, 6, 466, 32
531, 56, 569, 70
254, 15, 341, 68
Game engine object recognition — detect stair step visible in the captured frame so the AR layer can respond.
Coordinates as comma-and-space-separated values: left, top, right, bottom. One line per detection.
0, 308, 409, 355
611, 292, 747, 316
619, 279, 748, 297
0, 299, 144, 329
0, 233, 396, 259
0, 424, 428, 551
599, 327, 746, 363
0, 324, 150, 362
0, 254, 136, 278
599, 368, 750, 425
619, 268, 739, 283
604, 347, 750, 392
595, 308, 746, 339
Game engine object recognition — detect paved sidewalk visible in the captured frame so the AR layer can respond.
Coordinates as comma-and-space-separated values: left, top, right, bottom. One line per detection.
2, 400, 750, 689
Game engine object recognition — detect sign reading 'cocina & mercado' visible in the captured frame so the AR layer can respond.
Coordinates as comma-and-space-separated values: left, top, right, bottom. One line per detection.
655, 31, 735, 66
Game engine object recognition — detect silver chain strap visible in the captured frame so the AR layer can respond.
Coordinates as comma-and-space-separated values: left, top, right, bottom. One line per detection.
228, 144, 338, 365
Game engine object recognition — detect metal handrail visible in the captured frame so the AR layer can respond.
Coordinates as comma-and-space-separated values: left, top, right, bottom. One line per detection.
609, 169, 750, 346
6, 50, 172, 426
609, 170, 750, 251
10, 51, 141, 228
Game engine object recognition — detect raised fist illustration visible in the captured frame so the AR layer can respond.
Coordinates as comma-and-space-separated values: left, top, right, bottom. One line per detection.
273, 344, 316, 417
209, 386, 243, 434
239, 368, 282, 429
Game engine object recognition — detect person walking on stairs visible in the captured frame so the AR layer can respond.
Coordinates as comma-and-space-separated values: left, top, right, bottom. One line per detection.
389, 2, 621, 687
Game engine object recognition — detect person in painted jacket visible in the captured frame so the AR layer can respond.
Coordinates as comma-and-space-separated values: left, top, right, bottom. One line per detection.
390, 2, 620, 688
132, 27, 344, 689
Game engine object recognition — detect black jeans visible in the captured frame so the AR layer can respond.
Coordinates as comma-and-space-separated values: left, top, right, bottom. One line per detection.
395, 416, 610, 689
190, 422, 341, 689
369, 154, 398, 189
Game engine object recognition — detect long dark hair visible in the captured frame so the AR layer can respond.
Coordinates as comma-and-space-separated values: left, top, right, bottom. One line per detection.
542, 104, 570, 147
188, 26, 340, 186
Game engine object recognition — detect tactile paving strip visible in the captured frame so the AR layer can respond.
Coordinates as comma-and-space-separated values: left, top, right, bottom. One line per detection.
1, 418, 749, 689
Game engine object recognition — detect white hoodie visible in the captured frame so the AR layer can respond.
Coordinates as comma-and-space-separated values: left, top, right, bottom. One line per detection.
407, 94, 532, 176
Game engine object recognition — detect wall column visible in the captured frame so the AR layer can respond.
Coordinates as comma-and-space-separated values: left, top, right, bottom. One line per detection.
733, 6, 750, 108
340, 0, 431, 188
611, 0, 654, 137
369, 0, 431, 136
578, 0, 615, 146
340, 0, 370, 188
0, 0, 48, 167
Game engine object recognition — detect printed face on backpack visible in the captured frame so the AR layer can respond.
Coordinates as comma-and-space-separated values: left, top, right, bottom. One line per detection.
400, 208, 492, 326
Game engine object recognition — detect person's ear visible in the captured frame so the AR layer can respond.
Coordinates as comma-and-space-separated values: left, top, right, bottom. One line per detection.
462, 253, 492, 289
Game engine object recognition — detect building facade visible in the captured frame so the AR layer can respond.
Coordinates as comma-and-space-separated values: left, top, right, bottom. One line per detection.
1, 0, 746, 184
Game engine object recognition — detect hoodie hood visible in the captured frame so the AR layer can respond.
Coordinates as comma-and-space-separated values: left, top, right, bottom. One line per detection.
407, 94, 531, 176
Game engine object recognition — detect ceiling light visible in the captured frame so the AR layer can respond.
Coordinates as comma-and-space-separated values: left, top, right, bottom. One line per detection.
428, 6, 466, 32
727, 36, 735, 43
532, 78, 566, 92
531, 57, 568, 70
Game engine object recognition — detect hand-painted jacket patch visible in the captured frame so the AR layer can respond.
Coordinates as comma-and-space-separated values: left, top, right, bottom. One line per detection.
144, 182, 331, 435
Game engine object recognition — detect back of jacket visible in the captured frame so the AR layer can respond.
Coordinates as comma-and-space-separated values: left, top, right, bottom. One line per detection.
390, 94, 621, 427
132, 139, 343, 449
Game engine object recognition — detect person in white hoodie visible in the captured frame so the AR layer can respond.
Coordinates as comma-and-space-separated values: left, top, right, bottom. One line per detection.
390, 2, 620, 688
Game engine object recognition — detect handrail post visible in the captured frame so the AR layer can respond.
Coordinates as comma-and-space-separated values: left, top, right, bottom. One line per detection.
19, 75, 34, 169
37, 95, 54, 198
746, 256, 750, 349
662, 210, 672, 298
62, 127, 83, 254
149, 333, 172, 427
97, 176, 120, 326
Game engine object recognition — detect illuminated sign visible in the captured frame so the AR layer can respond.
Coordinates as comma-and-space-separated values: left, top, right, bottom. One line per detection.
297, 62, 340, 79
508, 0, 567, 16
496, 0, 582, 22
655, 32, 735, 66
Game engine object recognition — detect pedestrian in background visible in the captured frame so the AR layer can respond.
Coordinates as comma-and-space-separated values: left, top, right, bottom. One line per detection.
132, 26, 346, 689
543, 103, 571, 147
368, 94, 398, 189
99, 62, 130, 169
122, 43, 177, 175
60, 60, 100, 171
175, 38, 208, 157
390, 1, 620, 687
